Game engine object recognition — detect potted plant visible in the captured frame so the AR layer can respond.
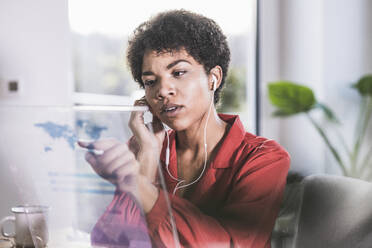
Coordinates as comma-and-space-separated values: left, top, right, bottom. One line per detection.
268, 75, 372, 180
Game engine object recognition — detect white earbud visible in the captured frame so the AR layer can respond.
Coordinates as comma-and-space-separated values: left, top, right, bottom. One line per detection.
212, 75, 217, 91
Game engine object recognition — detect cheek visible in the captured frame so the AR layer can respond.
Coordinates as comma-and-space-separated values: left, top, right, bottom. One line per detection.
144, 91, 157, 108
182, 79, 210, 105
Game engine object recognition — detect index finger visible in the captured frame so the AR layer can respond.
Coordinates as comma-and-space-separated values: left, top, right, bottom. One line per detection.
78, 138, 121, 151
77, 140, 105, 156
89, 138, 122, 151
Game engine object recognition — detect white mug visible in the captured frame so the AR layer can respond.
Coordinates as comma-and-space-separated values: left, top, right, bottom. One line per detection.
0, 205, 49, 248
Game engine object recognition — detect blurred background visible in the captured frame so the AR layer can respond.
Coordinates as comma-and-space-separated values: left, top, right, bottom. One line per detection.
0, 0, 371, 242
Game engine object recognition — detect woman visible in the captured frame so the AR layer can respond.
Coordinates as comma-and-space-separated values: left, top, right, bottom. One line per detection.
79, 9, 290, 248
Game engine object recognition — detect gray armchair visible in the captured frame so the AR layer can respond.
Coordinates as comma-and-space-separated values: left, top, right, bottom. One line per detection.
272, 174, 372, 248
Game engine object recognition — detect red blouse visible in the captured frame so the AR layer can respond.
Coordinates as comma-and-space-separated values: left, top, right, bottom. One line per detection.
91, 114, 290, 248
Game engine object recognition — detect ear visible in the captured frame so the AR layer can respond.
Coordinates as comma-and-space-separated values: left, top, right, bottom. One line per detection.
209, 66, 223, 91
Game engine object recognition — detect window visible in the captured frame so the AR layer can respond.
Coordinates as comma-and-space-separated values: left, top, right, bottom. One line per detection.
68, 0, 257, 128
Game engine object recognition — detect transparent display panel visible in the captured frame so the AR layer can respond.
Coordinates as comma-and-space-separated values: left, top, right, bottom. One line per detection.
0, 106, 176, 248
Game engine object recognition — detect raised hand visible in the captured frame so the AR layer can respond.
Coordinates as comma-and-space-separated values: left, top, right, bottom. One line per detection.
78, 138, 159, 212
129, 96, 166, 182
78, 139, 140, 194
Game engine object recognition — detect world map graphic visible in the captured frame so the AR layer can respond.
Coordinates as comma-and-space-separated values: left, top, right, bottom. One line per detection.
34, 120, 108, 152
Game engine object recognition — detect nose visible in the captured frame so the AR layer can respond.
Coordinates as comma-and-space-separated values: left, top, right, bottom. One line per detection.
156, 77, 176, 100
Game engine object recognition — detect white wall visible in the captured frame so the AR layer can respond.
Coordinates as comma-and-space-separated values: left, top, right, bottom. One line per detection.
322, 0, 372, 175
261, 0, 372, 176
0, 0, 73, 106
0, 0, 73, 220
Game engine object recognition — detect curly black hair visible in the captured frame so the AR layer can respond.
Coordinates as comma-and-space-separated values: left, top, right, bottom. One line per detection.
126, 9, 231, 104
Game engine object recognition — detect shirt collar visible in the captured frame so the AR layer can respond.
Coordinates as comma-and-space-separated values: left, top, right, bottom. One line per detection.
211, 114, 246, 168
160, 114, 247, 169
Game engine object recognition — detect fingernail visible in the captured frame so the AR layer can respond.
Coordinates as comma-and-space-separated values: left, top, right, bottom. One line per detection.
77, 139, 93, 147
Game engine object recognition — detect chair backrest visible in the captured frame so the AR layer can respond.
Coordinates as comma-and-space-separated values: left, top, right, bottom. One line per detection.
293, 174, 372, 248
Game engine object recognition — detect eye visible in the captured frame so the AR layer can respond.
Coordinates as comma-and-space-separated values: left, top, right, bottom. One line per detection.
173, 70, 186, 77
144, 79, 156, 87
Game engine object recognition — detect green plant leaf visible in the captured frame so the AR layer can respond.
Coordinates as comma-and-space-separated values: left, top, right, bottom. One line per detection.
314, 102, 340, 123
272, 109, 298, 117
268, 81, 316, 116
352, 75, 372, 96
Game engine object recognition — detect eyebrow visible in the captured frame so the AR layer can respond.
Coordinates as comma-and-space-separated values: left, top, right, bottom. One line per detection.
166, 59, 191, 69
142, 59, 191, 76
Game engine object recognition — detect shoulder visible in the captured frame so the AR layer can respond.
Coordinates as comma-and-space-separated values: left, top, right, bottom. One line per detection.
243, 133, 290, 158
237, 132, 291, 173
214, 114, 290, 172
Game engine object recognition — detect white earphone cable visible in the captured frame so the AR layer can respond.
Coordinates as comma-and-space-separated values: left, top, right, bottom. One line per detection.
165, 130, 183, 182
166, 80, 215, 195
159, 77, 215, 247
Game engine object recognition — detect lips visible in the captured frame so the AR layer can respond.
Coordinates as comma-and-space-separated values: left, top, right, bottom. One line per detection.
160, 103, 183, 117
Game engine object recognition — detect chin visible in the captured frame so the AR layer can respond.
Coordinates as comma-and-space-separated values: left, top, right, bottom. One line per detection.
163, 119, 189, 132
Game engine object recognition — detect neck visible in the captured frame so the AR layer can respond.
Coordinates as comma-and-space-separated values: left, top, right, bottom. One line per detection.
176, 110, 227, 156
